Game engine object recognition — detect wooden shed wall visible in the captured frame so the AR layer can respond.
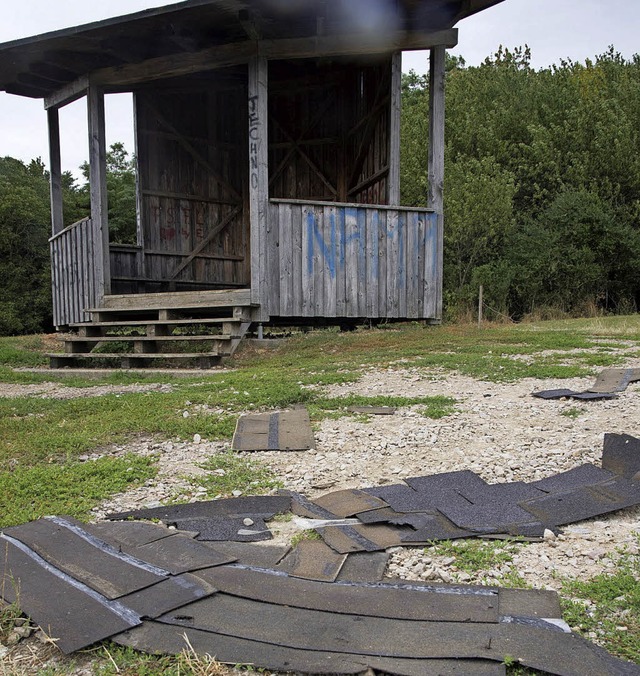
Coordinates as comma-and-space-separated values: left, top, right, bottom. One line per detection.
267, 200, 439, 319
268, 58, 392, 206
134, 73, 249, 291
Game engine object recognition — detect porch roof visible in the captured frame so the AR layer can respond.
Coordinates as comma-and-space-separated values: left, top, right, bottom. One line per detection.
0, 0, 504, 100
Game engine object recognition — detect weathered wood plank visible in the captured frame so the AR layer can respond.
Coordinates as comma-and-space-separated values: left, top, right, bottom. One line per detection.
344, 207, 358, 317
365, 209, 378, 318
291, 203, 303, 316
279, 202, 293, 316
335, 208, 346, 316
87, 85, 110, 303
397, 211, 407, 316
388, 52, 402, 206
44, 74, 88, 110
301, 205, 314, 317
248, 55, 269, 320
47, 108, 64, 236
386, 210, 399, 318
428, 46, 446, 321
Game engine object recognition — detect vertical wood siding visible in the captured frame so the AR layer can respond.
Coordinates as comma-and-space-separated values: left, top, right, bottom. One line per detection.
267, 200, 439, 320
49, 218, 100, 327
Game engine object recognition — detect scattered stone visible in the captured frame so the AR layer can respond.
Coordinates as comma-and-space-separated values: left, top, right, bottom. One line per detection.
193, 434, 202, 444
243, 518, 255, 527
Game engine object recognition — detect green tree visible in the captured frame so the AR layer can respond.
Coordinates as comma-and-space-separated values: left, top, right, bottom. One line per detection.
80, 142, 137, 244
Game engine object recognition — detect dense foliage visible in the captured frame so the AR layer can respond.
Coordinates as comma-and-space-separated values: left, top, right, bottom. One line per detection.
0, 144, 136, 334
1, 47, 640, 335
402, 46, 640, 319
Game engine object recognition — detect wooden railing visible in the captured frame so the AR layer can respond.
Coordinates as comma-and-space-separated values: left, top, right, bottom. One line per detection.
267, 199, 440, 320
49, 218, 100, 328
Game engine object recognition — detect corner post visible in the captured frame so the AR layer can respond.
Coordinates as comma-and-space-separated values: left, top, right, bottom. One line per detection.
388, 51, 402, 206
248, 54, 269, 320
87, 84, 111, 302
47, 107, 64, 236
428, 45, 446, 320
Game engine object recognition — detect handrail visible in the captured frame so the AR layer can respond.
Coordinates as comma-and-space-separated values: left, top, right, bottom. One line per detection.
269, 198, 436, 214
48, 216, 90, 243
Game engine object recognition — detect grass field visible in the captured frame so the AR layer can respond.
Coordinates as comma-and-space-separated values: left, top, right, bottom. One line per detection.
1, 315, 639, 674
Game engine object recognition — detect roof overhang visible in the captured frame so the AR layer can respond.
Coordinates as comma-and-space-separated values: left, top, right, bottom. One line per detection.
0, 0, 505, 101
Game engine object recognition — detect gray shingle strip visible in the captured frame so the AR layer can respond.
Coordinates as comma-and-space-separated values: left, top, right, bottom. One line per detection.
275, 539, 347, 582
106, 495, 291, 522
602, 433, 640, 479
588, 368, 640, 393
194, 564, 499, 622
520, 477, 640, 528
532, 389, 618, 400
3, 518, 168, 599
169, 516, 272, 542
0, 534, 141, 654
115, 622, 508, 676
153, 593, 637, 674
436, 501, 546, 535
530, 464, 615, 493
311, 488, 388, 517
117, 573, 217, 619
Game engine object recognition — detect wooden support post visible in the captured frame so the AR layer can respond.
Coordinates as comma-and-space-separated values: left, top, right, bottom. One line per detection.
248, 55, 269, 320
428, 45, 446, 320
87, 85, 111, 303
388, 51, 402, 206
47, 107, 64, 236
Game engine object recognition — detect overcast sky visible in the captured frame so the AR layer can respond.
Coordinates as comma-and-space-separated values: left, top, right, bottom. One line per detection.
1, 0, 638, 178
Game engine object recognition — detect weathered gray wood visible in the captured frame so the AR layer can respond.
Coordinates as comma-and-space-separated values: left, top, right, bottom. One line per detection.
94, 42, 255, 89
47, 107, 64, 235
248, 54, 269, 320
301, 205, 314, 317
49, 218, 99, 327
43, 74, 88, 110
87, 85, 110, 303
428, 46, 446, 321
388, 51, 402, 206
279, 202, 293, 316
169, 206, 242, 279
265, 201, 436, 320
365, 209, 378, 317
97, 288, 251, 311
344, 207, 358, 317
258, 29, 458, 60
291, 202, 303, 316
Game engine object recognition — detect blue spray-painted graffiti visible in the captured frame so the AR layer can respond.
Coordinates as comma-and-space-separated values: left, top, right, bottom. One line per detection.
305, 207, 435, 282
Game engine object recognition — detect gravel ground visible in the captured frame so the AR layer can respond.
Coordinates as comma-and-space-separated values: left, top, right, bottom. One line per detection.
2, 359, 640, 673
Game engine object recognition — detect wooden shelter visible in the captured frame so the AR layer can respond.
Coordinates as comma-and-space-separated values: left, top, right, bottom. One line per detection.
0, 0, 503, 367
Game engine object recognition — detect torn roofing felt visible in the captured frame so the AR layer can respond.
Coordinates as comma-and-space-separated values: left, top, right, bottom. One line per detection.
533, 367, 640, 400
231, 408, 315, 451
2, 434, 639, 673
104, 436, 640, 550
3, 515, 639, 675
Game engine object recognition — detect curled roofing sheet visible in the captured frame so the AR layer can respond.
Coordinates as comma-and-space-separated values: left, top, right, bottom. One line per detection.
2, 433, 639, 673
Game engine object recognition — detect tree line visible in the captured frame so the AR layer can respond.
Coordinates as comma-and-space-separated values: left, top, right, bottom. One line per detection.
402, 46, 640, 319
1, 46, 640, 334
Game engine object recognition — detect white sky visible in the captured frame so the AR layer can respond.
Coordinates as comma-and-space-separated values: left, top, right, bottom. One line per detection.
0, 0, 638, 178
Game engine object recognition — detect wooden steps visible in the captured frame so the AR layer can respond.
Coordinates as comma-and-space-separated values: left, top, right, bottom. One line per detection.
48, 292, 254, 369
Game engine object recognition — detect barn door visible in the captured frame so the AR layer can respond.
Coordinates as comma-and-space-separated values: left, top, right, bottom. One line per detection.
135, 77, 248, 290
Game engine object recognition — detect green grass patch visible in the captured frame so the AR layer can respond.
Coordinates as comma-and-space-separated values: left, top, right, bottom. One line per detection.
311, 394, 457, 419
560, 407, 586, 419
427, 538, 520, 575
190, 451, 283, 498
290, 529, 323, 547
560, 540, 640, 663
0, 393, 237, 470
0, 334, 49, 368
0, 454, 156, 528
